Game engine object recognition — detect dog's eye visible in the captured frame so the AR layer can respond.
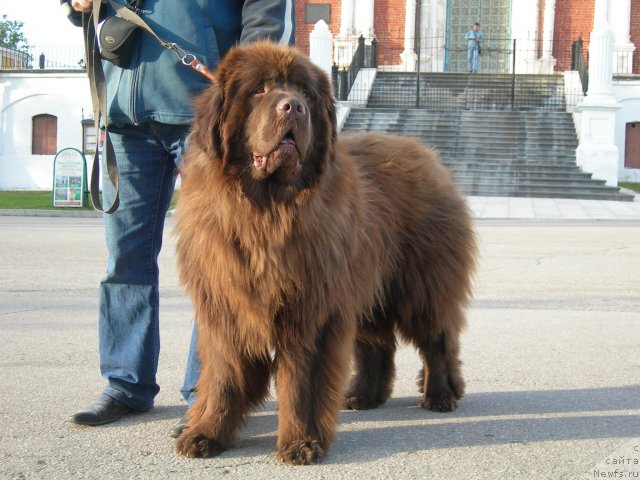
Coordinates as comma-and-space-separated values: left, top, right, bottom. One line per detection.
252, 85, 266, 96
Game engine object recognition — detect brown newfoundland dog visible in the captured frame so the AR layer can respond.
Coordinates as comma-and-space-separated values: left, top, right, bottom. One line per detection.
174, 42, 477, 464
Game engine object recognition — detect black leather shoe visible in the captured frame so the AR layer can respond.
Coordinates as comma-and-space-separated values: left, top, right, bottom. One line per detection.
71, 394, 140, 426
169, 416, 188, 438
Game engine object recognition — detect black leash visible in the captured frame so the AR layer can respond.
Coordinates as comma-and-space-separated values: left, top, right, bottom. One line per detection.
83, 0, 118, 213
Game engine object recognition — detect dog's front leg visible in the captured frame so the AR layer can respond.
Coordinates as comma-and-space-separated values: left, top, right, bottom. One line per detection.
274, 312, 354, 465
176, 327, 271, 458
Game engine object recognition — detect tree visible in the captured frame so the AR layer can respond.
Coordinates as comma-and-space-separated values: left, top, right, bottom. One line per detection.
0, 14, 29, 51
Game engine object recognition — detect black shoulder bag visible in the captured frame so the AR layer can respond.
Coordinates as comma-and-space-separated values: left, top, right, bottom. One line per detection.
97, 0, 143, 68
475, 31, 481, 55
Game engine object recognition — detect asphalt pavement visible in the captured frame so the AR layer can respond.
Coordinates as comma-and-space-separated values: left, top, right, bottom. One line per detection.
0, 201, 639, 479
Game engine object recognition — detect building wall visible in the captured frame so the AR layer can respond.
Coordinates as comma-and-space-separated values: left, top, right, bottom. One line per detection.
0, 72, 93, 190
551, 0, 640, 75
631, 0, 640, 73
553, 0, 595, 71
297, 1, 639, 72
614, 79, 640, 182
296, 1, 406, 66
373, 0, 406, 66
1, 2, 639, 190
295, 1, 640, 72
296, 1, 342, 54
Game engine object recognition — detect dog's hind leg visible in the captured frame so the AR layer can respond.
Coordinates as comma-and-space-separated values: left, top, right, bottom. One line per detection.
344, 308, 397, 410
412, 317, 465, 413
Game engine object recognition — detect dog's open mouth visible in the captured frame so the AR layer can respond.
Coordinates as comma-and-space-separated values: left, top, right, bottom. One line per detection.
253, 131, 299, 172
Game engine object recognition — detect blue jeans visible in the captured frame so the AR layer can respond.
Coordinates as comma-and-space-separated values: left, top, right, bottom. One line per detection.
99, 122, 200, 411
468, 47, 480, 73
180, 322, 200, 405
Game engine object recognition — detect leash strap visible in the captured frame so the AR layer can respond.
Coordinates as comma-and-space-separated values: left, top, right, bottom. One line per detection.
83, 0, 119, 213
110, 0, 217, 82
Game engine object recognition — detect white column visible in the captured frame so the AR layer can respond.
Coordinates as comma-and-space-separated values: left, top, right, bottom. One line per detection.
415, 0, 446, 73
401, 0, 418, 71
336, 0, 356, 67
587, 0, 615, 100
337, 0, 374, 67
537, 0, 557, 73
576, 0, 620, 186
419, 0, 429, 71
430, 0, 447, 72
340, 0, 355, 37
354, 0, 375, 39
608, 0, 635, 74
510, 0, 539, 73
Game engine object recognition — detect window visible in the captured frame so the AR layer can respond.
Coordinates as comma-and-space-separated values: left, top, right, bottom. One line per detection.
32, 114, 57, 155
82, 119, 98, 155
625, 122, 640, 169
305, 3, 330, 24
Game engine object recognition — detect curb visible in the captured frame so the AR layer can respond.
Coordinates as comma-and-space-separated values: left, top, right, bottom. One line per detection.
0, 209, 102, 218
0, 209, 177, 218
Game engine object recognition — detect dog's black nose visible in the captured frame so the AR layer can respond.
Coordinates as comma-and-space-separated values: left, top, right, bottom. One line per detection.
277, 97, 305, 116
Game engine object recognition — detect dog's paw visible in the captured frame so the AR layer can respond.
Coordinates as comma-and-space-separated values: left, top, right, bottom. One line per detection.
276, 440, 325, 465
344, 394, 384, 410
419, 392, 459, 412
175, 431, 226, 458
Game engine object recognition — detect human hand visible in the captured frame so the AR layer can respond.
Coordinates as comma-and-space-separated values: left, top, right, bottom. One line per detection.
70, 0, 107, 13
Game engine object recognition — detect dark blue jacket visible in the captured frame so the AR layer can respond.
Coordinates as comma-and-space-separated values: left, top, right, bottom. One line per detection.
72, 1, 295, 126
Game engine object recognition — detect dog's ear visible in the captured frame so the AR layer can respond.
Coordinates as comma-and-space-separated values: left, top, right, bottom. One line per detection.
312, 65, 338, 161
322, 83, 337, 159
191, 78, 226, 162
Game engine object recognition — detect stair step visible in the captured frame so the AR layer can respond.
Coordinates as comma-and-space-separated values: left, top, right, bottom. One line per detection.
456, 188, 634, 202
444, 163, 583, 171
452, 178, 608, 189
450, 172, 597, 181
345, 120, 576, 129
344, 132, 578, 145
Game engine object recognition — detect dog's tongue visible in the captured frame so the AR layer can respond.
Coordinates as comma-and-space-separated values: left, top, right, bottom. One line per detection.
254, 137, 297, 171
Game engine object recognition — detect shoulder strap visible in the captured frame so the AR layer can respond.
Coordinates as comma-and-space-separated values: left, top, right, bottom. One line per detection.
110, 1, 217, 82
82, 0, 119, 214
110, 1, 170, 48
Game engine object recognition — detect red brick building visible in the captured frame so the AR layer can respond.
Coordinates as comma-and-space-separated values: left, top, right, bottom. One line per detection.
295, 0, 639, 74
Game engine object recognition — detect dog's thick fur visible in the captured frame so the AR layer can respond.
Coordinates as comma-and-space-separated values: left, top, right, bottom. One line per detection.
174, 42, 477, 464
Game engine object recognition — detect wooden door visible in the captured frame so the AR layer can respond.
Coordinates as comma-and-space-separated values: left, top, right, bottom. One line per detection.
625, 122, 640, 169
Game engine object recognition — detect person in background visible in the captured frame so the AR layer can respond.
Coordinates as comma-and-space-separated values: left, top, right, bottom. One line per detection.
65, 0, 295, 433
465, 22, 483, 73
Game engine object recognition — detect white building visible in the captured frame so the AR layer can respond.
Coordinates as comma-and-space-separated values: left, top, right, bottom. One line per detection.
0, 70, 93, 190
0, 30, 639, 189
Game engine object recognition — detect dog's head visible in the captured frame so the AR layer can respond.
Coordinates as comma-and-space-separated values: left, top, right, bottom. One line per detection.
191, 42, 337, 205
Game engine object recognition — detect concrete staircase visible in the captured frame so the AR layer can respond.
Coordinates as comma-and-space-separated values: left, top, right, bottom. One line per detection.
342, 108, 634, 201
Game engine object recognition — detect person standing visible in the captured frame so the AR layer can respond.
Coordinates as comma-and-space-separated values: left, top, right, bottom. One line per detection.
65, 0, 295, 427
465, 22, 483, 73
